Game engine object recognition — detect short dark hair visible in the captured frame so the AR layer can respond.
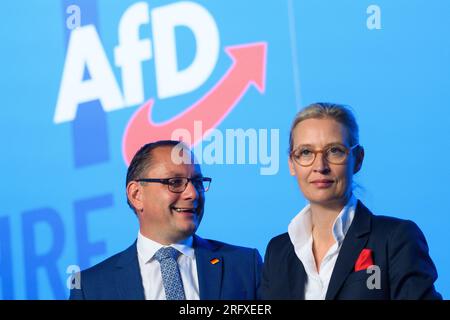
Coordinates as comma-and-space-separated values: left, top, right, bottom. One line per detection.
125, 140, 186, 211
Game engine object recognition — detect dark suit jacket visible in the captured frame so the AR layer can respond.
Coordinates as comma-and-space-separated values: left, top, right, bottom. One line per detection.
70, 235, 262, 300
261, 201, 442, 300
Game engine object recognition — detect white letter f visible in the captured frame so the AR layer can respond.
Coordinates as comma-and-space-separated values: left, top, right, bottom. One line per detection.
114, 1, 152, 106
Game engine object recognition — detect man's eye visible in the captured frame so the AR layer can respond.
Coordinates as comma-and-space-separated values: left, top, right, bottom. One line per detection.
192, 179, 203, 187
169, 178, 185, 186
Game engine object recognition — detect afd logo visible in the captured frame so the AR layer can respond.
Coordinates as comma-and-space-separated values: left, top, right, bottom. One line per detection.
54, 1, 267, 164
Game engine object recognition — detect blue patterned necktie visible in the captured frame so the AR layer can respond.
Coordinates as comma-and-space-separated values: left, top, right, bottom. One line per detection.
154, 247, 186, 300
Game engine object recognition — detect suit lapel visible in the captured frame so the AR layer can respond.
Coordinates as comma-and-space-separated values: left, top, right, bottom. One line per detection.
194, 235, 223, 300
325, 201, 372, 300
286, 243, 306, 299
114, 242, 145, 300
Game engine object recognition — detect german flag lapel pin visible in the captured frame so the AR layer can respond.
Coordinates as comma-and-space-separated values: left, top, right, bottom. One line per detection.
210, 258, 220, 265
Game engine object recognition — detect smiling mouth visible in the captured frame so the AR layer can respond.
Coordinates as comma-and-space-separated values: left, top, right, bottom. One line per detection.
171, 206, 197, 214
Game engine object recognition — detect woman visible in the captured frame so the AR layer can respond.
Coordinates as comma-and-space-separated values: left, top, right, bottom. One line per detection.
261, 103, 441, 300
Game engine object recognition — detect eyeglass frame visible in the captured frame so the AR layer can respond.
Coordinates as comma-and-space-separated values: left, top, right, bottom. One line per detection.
135, 176, 212, 193
290, 144, 360, 167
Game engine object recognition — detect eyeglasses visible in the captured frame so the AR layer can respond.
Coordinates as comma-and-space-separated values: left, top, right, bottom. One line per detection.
290, 144, 359, 167
136, 177, 212, 193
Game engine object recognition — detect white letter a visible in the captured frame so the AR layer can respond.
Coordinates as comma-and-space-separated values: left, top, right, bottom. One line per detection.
54, 25, 124, 123
366, 5, 382, 30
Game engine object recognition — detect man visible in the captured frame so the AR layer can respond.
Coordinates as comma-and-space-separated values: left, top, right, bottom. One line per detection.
70, 140, 262, 300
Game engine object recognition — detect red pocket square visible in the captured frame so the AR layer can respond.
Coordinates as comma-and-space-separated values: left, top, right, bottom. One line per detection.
354, 248, 374, 272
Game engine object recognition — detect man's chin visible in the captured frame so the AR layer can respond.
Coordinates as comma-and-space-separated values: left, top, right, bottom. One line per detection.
176, 221, 198, 237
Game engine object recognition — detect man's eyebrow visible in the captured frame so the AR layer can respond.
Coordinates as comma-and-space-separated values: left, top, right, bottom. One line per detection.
165, 172, 185, 177
164, 172, 203, 178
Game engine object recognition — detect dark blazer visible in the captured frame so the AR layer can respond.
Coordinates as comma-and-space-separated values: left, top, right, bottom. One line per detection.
261, 201, 442, 300
70, 235, 262, 300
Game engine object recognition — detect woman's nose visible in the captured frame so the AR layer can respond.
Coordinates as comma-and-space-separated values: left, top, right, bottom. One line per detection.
312, 152, 330, 174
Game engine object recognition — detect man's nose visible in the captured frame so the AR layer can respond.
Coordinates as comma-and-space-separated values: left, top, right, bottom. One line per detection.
182, 180, 200, 200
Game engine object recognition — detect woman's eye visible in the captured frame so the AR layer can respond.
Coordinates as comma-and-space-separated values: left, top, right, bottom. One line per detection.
329, 146, 345, 154
300, 149, 312, 156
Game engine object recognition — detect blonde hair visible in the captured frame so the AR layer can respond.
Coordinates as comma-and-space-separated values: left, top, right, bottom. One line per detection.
289, 102, 359, 153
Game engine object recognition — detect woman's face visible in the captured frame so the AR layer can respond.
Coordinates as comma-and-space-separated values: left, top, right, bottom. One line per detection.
288, 118, 364, 208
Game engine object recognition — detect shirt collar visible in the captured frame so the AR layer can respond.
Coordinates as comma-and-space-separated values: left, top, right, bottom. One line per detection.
137, 232, 195, 263
288, 195, 357, 251
333, 195, 357, 243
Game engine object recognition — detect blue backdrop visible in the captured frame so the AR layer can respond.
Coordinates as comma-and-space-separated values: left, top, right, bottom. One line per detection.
0, 0, 448, 299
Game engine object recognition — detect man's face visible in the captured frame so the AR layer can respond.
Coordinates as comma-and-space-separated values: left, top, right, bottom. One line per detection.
131, 146, 205, 244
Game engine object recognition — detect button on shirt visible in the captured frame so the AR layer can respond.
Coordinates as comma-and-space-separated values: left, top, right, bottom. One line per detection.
137, 232, 200, 300
288, 195, 357, 300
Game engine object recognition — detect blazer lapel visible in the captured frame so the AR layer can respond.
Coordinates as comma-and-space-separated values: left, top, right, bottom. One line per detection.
114, 242, 146, 300
194, 235, 223, 300
325, 201, 372, 300
286, 243, 306, 299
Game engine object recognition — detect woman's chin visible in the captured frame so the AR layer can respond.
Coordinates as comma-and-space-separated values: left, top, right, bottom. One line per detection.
307, 194, 346, 207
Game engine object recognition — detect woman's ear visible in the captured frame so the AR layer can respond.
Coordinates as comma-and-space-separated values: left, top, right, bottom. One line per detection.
127, 181, 143, 213
353, 146, 365, 174
288, 157, 296, 176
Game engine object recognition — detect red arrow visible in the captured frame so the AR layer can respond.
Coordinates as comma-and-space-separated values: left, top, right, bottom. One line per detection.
122, 42, 267, 165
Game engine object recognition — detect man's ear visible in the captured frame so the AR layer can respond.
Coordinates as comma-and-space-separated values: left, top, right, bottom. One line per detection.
127, 181, 143, 213
353, 146, 365, 174
288, 157, 296, 176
